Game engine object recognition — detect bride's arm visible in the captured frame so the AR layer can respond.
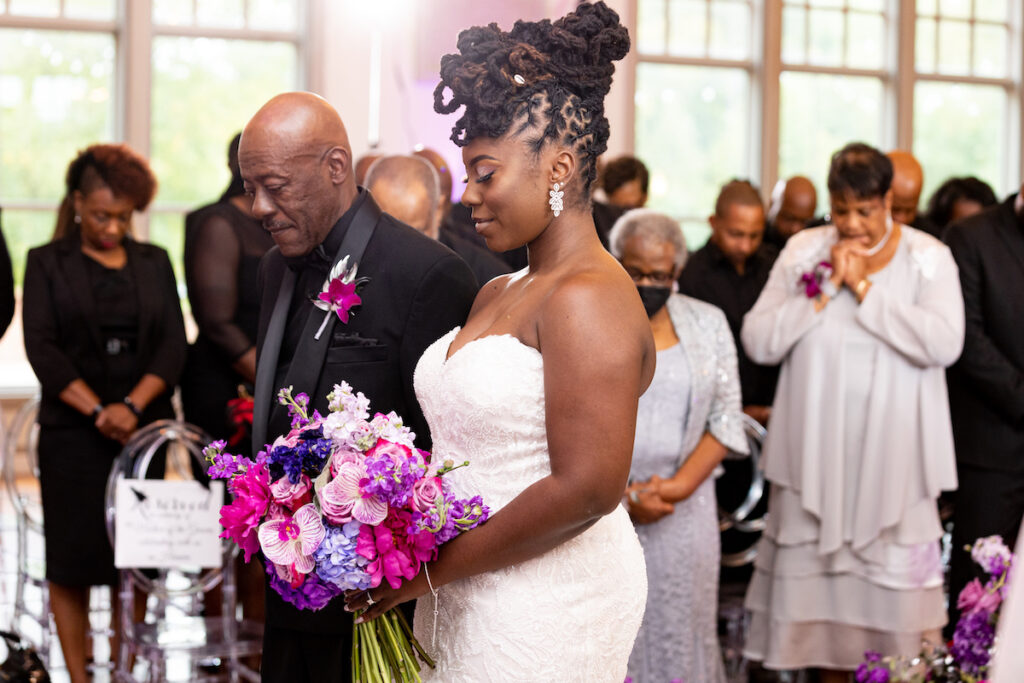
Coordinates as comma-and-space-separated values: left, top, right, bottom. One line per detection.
348, 270, 652, 620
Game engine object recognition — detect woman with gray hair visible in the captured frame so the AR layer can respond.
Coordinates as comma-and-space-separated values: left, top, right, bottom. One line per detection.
611, 209, 748, 683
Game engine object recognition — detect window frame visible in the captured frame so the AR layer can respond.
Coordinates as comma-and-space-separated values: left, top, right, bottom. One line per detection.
0, 0, 313, 238
627, 0, 1024, 216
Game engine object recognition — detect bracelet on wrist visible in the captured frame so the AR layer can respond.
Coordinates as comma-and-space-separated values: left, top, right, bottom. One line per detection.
122, 396, 143, 418
91, 403, 103, 418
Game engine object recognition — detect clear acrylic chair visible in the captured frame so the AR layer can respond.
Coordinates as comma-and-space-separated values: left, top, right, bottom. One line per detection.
103, 420, 262, 683
2, 396, 52, 664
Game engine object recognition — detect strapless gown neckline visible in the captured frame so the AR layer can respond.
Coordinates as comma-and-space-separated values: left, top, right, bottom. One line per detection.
411, 327, 647, 682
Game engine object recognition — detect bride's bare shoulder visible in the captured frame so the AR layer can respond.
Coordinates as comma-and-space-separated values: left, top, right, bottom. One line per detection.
537, 256, 652, 360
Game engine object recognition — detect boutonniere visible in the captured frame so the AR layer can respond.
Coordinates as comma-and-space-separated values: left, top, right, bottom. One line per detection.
312, 256, 369, 340
799, 261, 834, 299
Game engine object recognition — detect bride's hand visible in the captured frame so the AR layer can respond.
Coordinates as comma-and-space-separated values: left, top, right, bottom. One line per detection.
344, 569, 432, 624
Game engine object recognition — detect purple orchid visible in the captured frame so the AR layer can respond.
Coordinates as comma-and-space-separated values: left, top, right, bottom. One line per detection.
311, 255, 368, 339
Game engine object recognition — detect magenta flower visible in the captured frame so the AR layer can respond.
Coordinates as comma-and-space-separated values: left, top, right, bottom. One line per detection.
957, 578, 1003, 615
318, 278, 361, 324
258, 504, 326, 577
318, 460, 387, 526
219, 463, 271, 562
357, 509, 436, 589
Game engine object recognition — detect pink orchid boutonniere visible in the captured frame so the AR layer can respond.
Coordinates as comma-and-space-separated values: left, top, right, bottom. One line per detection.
312, 255, 369, 340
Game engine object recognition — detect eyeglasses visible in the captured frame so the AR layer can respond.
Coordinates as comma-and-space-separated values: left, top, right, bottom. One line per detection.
624, 267, 675, 287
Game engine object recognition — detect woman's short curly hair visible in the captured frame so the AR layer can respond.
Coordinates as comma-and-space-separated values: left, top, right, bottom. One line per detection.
433, 1, 630, 198
54, 143, 157, 240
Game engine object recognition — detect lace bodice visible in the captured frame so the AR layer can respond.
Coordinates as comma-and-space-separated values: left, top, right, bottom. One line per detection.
415, 330, 548, 511
412, 328, 648, 682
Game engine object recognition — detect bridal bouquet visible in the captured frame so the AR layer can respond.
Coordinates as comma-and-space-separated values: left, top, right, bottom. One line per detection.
857, 535, 1016, 683
205, 382, 489, 682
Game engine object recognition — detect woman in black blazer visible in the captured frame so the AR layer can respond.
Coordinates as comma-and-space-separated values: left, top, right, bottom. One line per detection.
22, 144, 186, 683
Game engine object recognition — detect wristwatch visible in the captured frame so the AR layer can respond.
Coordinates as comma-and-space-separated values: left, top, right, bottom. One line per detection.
122, 396, 143, 418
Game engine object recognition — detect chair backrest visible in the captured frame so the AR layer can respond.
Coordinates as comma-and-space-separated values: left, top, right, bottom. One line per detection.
3, 398, 43, 533
719, 413, 768, 567
102, 419, 232, 597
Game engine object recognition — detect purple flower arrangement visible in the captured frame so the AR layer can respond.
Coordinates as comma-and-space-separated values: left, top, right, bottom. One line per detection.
857, 535, 1015, 683
205, 382, 490, 682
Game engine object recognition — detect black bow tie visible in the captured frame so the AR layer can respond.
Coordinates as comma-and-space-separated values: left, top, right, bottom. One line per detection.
284, 244, 332, 273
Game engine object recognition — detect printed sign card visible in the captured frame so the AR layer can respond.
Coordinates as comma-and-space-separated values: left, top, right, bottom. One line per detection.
114, 479, 224, 569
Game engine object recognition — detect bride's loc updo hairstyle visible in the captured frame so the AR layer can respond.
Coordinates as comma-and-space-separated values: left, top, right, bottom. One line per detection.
434, 1, 630, 202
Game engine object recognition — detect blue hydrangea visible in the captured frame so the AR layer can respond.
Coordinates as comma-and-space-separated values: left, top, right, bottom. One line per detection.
314, 521, 372, 591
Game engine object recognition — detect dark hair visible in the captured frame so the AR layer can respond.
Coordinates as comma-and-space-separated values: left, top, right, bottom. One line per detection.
926, 176, 998, 229
601, 155, 649, 196
55, 143, 157, 240
433, 1, 630, 199
827, 142, 893, 201
220, 132, 245, 202
715, 178, 762, 217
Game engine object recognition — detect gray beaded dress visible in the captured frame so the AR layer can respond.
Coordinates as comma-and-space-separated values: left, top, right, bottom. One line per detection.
626, 295, 748, 683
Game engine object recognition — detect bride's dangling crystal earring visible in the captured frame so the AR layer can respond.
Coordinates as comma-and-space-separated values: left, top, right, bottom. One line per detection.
549, 182, 564, 217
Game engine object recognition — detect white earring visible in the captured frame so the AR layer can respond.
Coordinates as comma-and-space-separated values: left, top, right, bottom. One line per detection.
548, 182, 564, 217
74, 214, 82, 224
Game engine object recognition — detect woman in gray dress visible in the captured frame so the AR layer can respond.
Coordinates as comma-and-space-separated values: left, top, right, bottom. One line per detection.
741, 143, 964, 682
611, 209, 748, 683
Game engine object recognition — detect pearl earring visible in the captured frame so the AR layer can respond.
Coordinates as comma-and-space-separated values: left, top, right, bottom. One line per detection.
74, 214, 82, 224
548, 182, 564, 217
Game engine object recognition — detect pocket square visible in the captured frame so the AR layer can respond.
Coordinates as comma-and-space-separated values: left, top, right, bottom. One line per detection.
330, 331, 381, 347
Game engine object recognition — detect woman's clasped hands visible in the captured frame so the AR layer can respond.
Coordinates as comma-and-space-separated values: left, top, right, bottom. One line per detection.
625, 475, 675, 525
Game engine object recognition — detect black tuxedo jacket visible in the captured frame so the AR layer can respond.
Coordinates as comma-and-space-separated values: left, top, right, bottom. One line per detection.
255, 193, 477, 633
22, 237, 186, 426
944, 195, 1024, 471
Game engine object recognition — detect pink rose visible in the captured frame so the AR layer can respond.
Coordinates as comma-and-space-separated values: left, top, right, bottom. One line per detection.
958, 578, 1003, 615
411, 476, 444, 513
270, 474, 312, 511
271, 429, 301, 450
366, 439, 418, 466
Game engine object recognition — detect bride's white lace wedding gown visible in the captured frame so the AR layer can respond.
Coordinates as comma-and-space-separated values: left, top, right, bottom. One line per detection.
413, 328, 648, 682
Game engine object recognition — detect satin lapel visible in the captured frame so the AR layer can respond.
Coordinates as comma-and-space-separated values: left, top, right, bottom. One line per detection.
57, 240, 104, 355
268, 198, 383, 436
253, 267, 295, 455
992, 201, 1024, 273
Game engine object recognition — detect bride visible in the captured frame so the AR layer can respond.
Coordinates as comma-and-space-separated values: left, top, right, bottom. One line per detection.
345, 3, 652, 680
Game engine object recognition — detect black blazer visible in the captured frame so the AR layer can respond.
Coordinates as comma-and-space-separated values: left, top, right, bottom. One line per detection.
256, 194, 477, 633
944, 195, 1024, 471
0, 209, 14, 339
22, 237, 187, 427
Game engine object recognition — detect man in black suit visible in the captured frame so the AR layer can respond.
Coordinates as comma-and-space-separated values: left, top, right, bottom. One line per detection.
241, 92, 477, 683
944, 185, 1024, 632
0, 209, 14, 338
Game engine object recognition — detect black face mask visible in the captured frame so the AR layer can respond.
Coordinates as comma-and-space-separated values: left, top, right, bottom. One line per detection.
637, 285, 671, 317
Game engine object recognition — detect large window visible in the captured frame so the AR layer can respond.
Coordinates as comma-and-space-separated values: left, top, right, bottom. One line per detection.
0, 0, 304, 287
634, 0, 756, 246
0, 1, 118, 283
633, 0, 1023, 246
913, 0, 1016, 202
778, 0, 889, 202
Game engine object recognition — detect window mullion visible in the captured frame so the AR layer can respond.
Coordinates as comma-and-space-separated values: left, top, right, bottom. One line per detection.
895, 0, 915, 150
120, 0, 152, 237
